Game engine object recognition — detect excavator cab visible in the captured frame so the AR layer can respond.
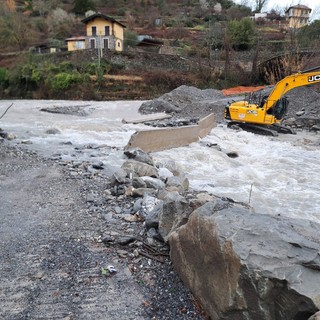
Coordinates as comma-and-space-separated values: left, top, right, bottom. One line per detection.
267, 97, 288, 120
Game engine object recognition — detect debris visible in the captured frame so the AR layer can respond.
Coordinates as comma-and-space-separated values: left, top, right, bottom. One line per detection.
101, 265, 117, 276
117, 250, 128, 258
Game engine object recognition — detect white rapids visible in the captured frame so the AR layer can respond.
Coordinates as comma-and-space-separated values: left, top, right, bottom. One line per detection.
1, 100, 320, 223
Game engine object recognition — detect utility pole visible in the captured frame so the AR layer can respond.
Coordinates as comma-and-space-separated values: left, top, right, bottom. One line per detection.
97, 32, 101, 68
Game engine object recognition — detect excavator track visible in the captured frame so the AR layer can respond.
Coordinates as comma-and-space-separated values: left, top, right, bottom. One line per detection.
227, 122, 296, 136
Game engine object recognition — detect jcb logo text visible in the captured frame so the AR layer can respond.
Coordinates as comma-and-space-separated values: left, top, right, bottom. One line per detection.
308, 75, 320, 82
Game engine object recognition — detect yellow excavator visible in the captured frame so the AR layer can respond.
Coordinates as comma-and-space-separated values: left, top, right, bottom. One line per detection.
224, 67, 320, 136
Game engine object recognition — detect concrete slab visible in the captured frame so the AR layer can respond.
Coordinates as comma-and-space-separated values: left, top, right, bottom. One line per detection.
124, 113, 216, 152
122, 113, 172, 124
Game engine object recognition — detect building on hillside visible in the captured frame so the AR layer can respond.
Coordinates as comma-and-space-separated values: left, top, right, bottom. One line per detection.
66, 13, 125, 52
285, 5, 311, 29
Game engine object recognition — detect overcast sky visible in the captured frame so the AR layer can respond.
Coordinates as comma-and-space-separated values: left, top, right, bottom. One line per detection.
234, 0, 320, 19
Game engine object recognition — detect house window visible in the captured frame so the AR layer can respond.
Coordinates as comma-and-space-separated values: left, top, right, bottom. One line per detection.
92, 26, 97, 36
105, 26, 110, 36
90, 38, 96, 49
104, 38, 109, 49
117, 42, 121, 48
76, 41, 85, 49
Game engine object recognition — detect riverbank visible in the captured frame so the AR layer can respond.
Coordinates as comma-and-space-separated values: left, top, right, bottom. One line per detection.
0, 142, 206, 319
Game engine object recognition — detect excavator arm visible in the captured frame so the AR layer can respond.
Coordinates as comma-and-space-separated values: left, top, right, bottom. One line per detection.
224, 67, 320, 135
262, 67, 320, 113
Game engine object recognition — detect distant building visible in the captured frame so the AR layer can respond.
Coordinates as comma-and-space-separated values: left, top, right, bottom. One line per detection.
66, 13, 125, 52
285, 5, 311, 29
254, 13, 267, 20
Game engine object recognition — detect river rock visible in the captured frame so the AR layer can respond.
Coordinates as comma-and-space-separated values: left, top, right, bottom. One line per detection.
143, 196, 163, 229
110, 168, 128, 185
169, 200, 320, 320
157, 191, 189, 241
166, 175, 189, 193
122, 160, 158, 178
46, 128, 61, 134
124, 148, 154, 166
132, 177, 147, 188
157, 167, 174, 180
141, 176, 166, 190
131, 187, 157, 197
296, 110, 306, 116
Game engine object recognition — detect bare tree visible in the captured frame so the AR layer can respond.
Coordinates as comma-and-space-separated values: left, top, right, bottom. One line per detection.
0, 9, 37, 51
254, 0, 268, 13
47, 8, 77, 39
32, 0, 47, 16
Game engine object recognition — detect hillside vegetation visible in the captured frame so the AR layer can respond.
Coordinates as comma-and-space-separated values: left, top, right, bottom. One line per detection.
0, 0, 319, 100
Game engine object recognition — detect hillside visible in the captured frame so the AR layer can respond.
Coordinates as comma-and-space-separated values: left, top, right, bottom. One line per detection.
0, 0, 319, 100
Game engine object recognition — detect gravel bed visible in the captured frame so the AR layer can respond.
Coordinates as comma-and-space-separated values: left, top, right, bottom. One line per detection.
0, 141, 207, 319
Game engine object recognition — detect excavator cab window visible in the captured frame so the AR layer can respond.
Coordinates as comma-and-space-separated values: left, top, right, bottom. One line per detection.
267, 97, 289, 120
259, 95, 268, 108
247, 92, 265, 107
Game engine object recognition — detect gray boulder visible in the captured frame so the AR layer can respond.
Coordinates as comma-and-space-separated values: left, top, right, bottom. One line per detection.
157, 191, 189, 241
141, 176, 166, 190
166, 175, 189, 193
169, 200, 320, 320
121, 160, 158, 178
124, 148, 154, 166
132, 177, 147, 189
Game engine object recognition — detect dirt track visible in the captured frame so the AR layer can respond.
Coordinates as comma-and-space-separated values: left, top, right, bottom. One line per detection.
0, 145, 149, 319
0, 143, 205, 320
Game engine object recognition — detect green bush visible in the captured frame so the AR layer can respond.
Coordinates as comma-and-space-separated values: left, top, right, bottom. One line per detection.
227, 17, 255, 50
0, 68, 9, 88
297, 20, 320, 48
110, 62, 125, 73
12, 63, 42, 90
84, 61, 111, 76
59, 61, 75, 72
49, 72, 82, 91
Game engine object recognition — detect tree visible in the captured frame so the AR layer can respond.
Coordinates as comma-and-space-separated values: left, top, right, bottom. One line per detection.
72, 0, 96, 15
227, 17, 255, 50
33, 0, 49, 16
47, 8, 78, 39
0, 6, 37, 51
226, 4, 252, 20
297, 20, 320, 48
206, 21, 224, 50
254, 0, 268, 13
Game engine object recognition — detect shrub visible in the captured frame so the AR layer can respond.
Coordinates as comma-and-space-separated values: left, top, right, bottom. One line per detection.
49, 72, 82, 91
0, 68, 9, 88
227, 17, 255, 50
59, 61, 75, 72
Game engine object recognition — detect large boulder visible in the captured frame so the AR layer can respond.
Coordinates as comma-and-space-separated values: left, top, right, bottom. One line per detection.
169, 200, 320, 320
